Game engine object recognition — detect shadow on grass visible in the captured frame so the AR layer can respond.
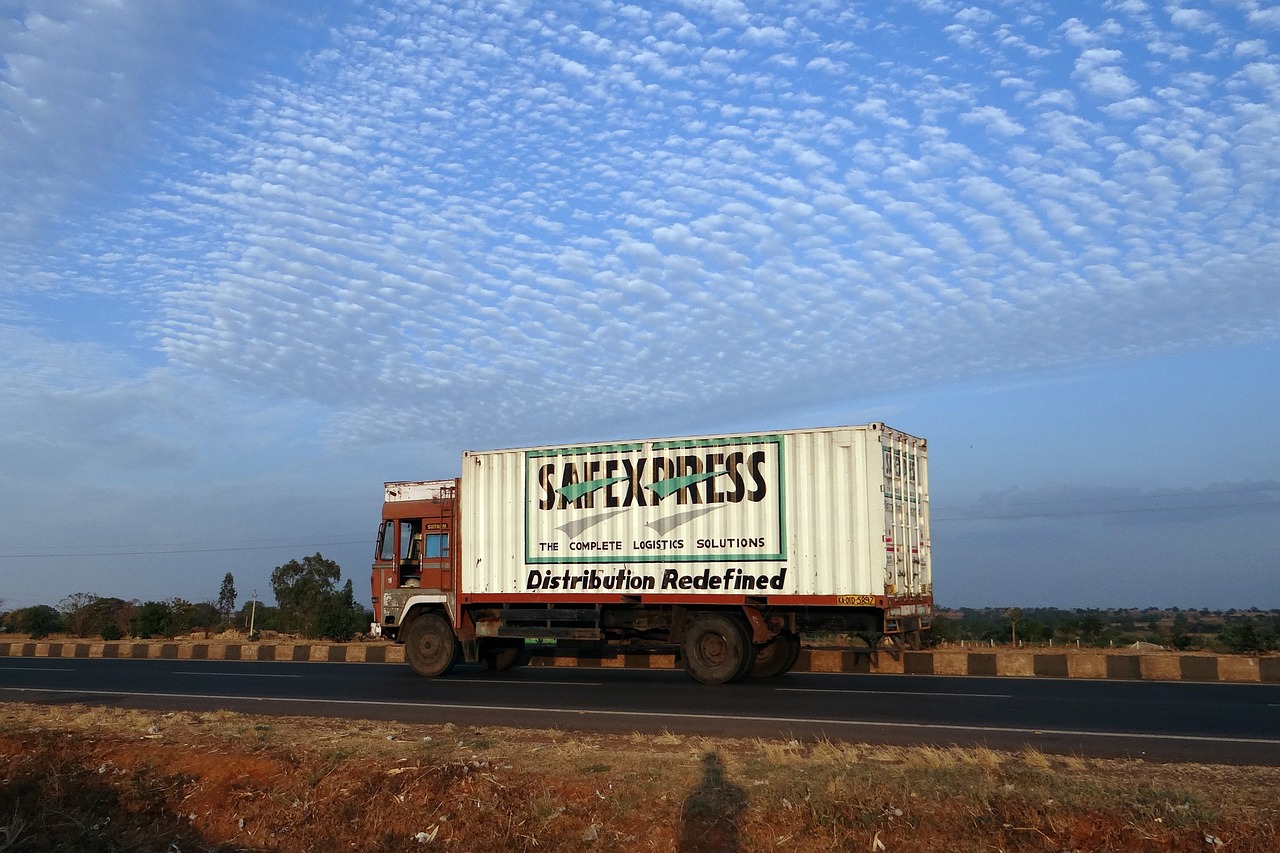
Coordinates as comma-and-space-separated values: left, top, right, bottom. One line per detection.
678, 752, 747, 853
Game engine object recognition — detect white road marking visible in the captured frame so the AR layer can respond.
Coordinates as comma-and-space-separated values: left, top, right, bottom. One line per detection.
173, 671, 302, 678
4, 686, 1278, 748
448, 679, 604, 687
778, 687, 1012, 699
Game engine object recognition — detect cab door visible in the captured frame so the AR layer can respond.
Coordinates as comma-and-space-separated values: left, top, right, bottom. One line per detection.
419, 524, 452, 592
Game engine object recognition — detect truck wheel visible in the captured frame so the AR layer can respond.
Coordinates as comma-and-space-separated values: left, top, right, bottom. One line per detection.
682, 613, 752, 684
480, 638, 526, 672
749, 632, 801, 678
403, 613, 460, 677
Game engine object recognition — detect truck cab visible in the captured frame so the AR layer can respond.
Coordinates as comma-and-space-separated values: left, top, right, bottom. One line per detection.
371, 479, 458, 639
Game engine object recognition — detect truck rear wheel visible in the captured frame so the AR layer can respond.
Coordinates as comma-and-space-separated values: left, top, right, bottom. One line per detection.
682, 613, 752, 684
404, 612, 460, 677
480, 638, 526, 672
749, 632, 801, 678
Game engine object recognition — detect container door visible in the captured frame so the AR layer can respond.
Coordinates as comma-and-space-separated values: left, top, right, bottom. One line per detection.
881, 432, 930, 597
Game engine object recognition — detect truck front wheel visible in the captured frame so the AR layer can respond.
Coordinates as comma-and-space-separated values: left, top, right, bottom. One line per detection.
403, 612, 460, 677
682, 613, 752, 684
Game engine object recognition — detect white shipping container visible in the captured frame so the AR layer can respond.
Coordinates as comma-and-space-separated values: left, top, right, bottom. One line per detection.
459, 424, 929, 602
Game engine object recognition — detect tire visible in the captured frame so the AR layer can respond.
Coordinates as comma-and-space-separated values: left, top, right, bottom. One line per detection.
480, 638, 526, 672
748, 632, 801, 678
681, 613, 753, 684
403, 612, 460, 677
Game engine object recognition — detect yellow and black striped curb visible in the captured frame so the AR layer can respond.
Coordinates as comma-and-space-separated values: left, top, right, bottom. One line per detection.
1, 640, 1276, 683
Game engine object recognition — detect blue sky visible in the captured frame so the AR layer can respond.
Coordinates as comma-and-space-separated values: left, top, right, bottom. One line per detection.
2, 0, 1277, 613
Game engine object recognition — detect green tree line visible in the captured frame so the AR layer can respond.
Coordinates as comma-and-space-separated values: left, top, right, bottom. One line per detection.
927, 606, 1279, 654
1, 553, 371, 643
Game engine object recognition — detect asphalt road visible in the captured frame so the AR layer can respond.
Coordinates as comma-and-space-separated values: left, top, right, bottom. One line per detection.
2, 657, 1278, 764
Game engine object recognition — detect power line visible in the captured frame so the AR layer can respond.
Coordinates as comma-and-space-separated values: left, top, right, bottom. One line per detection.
938, 484, 1279, 513
0, 536, 370, 559
936, 499, 1279, 522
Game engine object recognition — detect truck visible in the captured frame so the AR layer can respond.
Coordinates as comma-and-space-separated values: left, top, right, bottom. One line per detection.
370, 423, 931, 684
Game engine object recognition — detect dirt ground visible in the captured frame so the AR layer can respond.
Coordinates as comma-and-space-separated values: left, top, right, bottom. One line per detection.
1, 701, 1277, 853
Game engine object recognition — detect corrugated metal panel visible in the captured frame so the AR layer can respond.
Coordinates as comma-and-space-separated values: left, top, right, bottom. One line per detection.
459, 424, 929, 599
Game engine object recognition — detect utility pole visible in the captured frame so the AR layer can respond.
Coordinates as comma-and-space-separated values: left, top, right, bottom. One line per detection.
249, 591, 258, 638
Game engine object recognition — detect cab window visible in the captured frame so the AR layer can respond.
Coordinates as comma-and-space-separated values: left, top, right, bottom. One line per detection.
376, 521, 395, 561
424, 532, 450, 559
399, 521, 419, 560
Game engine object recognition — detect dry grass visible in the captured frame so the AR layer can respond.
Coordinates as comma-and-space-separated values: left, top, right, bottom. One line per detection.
0, 701, 1276, 852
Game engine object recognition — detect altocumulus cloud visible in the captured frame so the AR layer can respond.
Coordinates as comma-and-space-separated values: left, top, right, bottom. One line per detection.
3, 0, 1278, 449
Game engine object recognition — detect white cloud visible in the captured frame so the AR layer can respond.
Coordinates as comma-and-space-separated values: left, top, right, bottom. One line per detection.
961, 104, 1026, 136
1246, 6, 1280, 28
1074, 47, 1139, 100
1, 0, 1277, 508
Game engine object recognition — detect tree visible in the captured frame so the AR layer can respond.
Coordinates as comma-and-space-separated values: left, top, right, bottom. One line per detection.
1079, 613, 1107, 645
236, 600, 279, 634
271, 553, 343, 637
91, 597, 135, 640
1170, 612, 1194, 650
1218, 618, 1275, 655
316, 580, 369, 643
128, 598, 218, 638
131, 601, 172, 639
10, 605, 63, 639
217, 573, 237, 626
1005, 608, 1023, 646
59, 592, 101, 638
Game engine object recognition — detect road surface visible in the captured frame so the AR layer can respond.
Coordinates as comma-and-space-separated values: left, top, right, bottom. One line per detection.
2, 657, 1277, 763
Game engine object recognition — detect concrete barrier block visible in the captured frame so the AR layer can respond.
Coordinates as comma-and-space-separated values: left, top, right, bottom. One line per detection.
1178, 655, 1218, 682
1260, 658, 1280, 683
965, 653, 995, 676
931, 651, 968, 675
1106, 655, 1141, 679
1139, 655, 1180, 680
1216, 656, 1259, 683
870, 652, 904, 674
1033, 654, 1068, 678
996, 653, 1034, 677
903, 652, 933, 675
1067, 653, 1107, 679
808, 649, 846, 673
597, 654, 630, 668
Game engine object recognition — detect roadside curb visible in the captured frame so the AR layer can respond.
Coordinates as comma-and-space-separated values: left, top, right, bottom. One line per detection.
1, 640, 1275, 683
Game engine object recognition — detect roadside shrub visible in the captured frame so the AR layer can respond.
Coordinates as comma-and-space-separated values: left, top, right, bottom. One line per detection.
13, 605, 63, 639
1217, 618, 1277, 655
